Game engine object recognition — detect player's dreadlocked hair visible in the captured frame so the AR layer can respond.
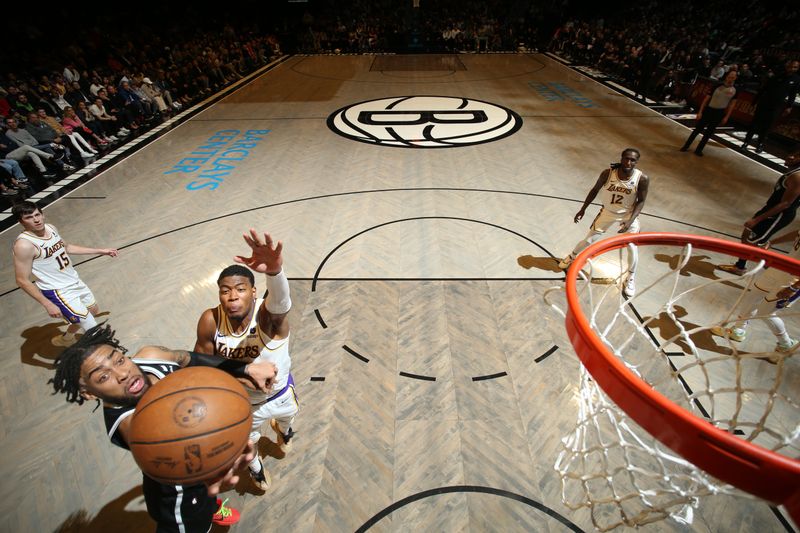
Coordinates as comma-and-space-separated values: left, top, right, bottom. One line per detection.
49, 324, 128, 405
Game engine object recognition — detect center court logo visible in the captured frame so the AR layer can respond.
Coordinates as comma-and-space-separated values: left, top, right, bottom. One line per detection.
327, 96, 522, 148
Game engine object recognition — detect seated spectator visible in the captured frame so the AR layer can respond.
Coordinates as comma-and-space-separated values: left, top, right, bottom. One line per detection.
76, 101, 117, 144
0, 130, 72, 178
15, 94, 36, 116
105, 85, 140, 130
50, 88, 71, 113
4, 117, 68, 159
65, 81, 93, 108
61, 106, 109, 149
117, 80, 151, 121
30, 110, 97, 159
91, 95, 131, 136
139, 78, 169, 114
0, 158, 31, 191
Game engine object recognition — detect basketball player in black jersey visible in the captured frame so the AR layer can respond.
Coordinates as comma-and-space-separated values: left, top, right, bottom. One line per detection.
719, 151, 800, 275
49, 324, 277, 533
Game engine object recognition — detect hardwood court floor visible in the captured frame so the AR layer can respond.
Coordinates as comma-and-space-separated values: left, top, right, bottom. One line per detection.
0, 54, 795, 532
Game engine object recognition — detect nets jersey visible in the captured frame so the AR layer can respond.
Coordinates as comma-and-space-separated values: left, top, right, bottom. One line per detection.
214, 298, 291, 403
762, 170, 800, 217
599, 168, 642, 216
15, 224, 81, 290
103, 359, 180, 450
102, 359, 217, 531
754, 232, 800, 294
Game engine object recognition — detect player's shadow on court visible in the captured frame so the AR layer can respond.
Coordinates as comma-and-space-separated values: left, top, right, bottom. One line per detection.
54, 486, 150, 533
19, 322, 69, 369
653, 253, 746, 289
643, 305, 733, 354
517, 254, 563, 273
19, 312, 110, 369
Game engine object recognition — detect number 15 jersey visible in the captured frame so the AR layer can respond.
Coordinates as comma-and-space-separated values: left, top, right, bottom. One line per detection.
599, 168, 642, 216
15, 223, 81, 290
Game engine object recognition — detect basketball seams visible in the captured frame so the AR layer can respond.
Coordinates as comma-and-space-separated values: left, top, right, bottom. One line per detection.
133, 386, 249, 418
128, 414, 251, 445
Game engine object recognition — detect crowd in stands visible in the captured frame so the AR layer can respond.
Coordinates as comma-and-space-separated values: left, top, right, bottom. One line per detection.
294, 0, 562, 54
0, 19, 283, 198
2, 0, 797, 199
547, 0, 799, 104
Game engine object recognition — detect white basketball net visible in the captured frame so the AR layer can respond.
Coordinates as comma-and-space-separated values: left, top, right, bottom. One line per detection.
546, 242, 800, 531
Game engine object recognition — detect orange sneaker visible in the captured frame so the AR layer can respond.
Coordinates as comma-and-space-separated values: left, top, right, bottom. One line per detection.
213, 498, 240, 527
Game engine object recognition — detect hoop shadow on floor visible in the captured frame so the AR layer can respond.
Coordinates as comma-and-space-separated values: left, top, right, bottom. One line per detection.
653, 253, 746, 290
643, 305, 736, 354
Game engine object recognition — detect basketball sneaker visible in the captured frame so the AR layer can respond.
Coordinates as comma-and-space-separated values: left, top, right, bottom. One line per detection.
776, 338, 799, 353
557, 256, 573, 270
718, 264, 746, 276
249, 458, 271, 491
622, 275, 636, 298
710, 326, 746, 342
212, 498, 240, 526
271, 419, 294, 453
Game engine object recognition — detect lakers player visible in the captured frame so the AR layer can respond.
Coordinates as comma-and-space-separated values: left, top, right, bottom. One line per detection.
558, 148, 650, 297
195, 229, 297, 492
12, 201, 118, 346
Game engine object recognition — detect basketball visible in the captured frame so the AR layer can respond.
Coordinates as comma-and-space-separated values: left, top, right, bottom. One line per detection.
128, 366, 252, 485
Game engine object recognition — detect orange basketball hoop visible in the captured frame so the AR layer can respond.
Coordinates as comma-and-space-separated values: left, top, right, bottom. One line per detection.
549, 232, 800, 530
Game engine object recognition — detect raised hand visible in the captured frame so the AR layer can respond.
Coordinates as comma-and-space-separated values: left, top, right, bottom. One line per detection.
234, 229, 283, 274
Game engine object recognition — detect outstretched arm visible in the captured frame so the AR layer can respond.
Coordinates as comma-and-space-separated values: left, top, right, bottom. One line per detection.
65, 243, 118, 257
574, 170, 609, 223
133, 346, 276, 392
234, 229, 292, 338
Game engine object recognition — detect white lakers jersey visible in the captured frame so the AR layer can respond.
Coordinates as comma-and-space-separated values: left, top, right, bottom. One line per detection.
15, 224, 81, 290
599, 168, 641, 215
754, 233, 800, 293
214, 297, 291, 403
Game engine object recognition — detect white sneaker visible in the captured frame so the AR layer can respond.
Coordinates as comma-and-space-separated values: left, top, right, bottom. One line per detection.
622, 275, 636, 298
108, 135, 119, 142
557, 256, 573, 270
776, 338, 799, 353
249, 458, 271, 491
711, 326, 746, 342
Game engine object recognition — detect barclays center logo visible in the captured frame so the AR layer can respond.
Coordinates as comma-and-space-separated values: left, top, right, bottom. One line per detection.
327, 96, 522, 148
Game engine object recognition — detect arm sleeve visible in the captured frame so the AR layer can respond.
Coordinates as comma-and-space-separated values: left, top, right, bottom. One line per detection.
266, 269, 292, 314
187, 351, 249, 379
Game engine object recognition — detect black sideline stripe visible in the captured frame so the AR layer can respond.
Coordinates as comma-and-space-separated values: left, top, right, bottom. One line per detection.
310, 376, 325, 382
